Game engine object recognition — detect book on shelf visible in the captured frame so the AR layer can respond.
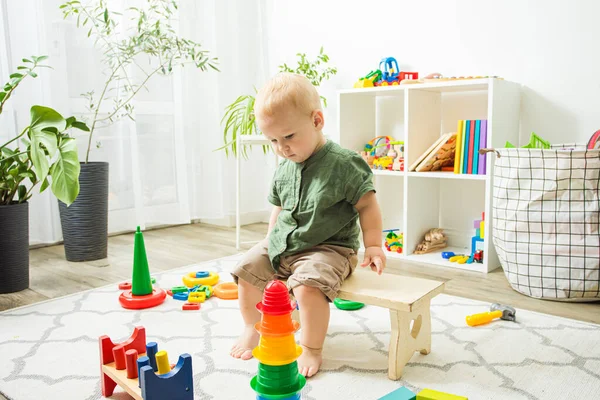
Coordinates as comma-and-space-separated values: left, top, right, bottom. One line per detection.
454, 119, 487, 175
409, 132, 457, 172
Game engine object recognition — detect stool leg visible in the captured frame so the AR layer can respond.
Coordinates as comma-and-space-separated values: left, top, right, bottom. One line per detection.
388, 299, 432, 380
418, 300, 432, 356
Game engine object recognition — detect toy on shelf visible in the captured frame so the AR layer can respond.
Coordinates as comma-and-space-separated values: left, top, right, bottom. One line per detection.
99, 326, 193, 400
414, 228, 447, 254
119, 227, 167, 310
389, 141, 405, 171
354, 69, 383, 88
471, 212, 485, 263
251, 280, 306, 400
360, 136, 404, 171
384, 229, 403, 253
354, 57, 418, 88
422, 74, 502, 83
505, 132, 550, 149
466, 303, 516, 327
442, 252, 469, 264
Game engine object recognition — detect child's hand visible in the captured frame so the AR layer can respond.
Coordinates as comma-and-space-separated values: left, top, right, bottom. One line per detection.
361, 246, 387, 275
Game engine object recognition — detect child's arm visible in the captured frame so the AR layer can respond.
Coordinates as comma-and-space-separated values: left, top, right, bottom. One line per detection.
354, 191, 387, 275
267, 206, 282, 236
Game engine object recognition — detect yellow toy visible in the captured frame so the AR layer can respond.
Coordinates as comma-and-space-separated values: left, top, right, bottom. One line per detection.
354, 70, 382, 88
182, 271, 219, 288
466, 303, 516, 327
417, 388, 468, 399
373, 156, 394, 169
188, 292, 206, 303
449, 254, 469, 264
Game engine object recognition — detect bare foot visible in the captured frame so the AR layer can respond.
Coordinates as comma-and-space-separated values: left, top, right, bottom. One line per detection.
230, 326, 259, 360
298, 345, 322, 378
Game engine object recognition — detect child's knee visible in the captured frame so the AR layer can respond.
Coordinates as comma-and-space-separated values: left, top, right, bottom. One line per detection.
292, 284, 327, 300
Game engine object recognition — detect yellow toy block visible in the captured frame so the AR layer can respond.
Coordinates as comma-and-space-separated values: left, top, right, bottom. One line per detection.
417, 389, 468, 400
480, 220, 484, 238
188, 292, 206, 303
155, 350, 171, 375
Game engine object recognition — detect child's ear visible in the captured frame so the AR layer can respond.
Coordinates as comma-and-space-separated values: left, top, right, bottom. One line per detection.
312, 110, 325, 130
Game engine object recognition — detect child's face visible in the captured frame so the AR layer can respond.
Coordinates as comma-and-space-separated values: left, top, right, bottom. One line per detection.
257, 108, 325, 163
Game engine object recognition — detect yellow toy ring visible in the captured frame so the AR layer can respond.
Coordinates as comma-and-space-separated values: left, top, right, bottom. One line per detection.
213, 282, 238, 300
182, 271, 219, 288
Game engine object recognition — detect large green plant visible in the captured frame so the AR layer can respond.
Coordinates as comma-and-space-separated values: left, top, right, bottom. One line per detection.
0, 57, 89, 206
60, 0, 218, 163
220, 47, 337, 158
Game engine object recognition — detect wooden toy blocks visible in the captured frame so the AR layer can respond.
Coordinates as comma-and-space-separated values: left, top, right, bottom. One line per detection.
99, 326, 193, 400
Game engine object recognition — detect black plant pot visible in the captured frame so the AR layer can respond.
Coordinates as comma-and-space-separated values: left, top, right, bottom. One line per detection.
0, 201, 29, 293
58, 162, 109, 262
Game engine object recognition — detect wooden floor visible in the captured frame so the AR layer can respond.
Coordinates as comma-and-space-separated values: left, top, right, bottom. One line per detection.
1, 223, 599, 325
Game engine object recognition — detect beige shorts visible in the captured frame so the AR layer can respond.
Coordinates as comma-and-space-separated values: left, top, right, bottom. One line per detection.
231, 239, 358, 302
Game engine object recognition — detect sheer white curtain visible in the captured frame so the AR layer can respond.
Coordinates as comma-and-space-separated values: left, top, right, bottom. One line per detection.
0, 0, 272, 246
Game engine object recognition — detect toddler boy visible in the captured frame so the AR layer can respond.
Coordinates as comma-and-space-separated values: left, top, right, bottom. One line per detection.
230, 72, 386, 377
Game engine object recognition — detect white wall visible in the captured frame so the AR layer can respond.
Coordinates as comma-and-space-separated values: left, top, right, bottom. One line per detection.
264, 0, 600, 146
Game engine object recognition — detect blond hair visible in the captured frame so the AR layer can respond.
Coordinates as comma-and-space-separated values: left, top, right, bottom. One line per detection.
254, 72, 322, 118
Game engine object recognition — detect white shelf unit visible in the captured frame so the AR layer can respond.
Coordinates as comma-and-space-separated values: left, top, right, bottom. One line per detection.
337, 78, 521, 273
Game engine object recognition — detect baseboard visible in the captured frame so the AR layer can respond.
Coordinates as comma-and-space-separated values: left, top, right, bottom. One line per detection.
195, 210, 270, 228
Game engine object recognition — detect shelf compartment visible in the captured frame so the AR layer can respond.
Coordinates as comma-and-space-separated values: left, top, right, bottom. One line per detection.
406, 171, 485, 180
403, 246, 487, 273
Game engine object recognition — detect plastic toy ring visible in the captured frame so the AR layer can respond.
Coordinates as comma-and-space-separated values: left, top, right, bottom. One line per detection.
334, 298, 365, 310
213, 282, 238, 300
182, 271, 219, 288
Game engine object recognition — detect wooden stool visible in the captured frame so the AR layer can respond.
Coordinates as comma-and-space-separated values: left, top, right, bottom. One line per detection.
337, 269, 445, 380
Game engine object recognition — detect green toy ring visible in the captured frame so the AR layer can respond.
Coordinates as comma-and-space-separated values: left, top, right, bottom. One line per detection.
334, 298, 365, 310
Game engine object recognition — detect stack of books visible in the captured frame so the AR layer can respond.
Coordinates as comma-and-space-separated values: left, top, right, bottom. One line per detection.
454, 119, 488, 175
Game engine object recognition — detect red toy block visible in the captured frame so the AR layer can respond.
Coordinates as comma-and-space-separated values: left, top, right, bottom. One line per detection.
119, 282, 132, 290
113, 345, 126, 370
126, 349, 139, 379
99, 326, 147, 397
400, 71, 419, 81
182, 302, 200, 311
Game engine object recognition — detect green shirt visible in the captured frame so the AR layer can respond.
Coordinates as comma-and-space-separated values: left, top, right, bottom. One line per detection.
267, 139, 376, 269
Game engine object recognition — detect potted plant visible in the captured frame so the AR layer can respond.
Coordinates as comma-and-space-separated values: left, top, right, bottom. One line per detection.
0, 56, 88, 293
59, 0, 218, 261
220, 47, 337, 157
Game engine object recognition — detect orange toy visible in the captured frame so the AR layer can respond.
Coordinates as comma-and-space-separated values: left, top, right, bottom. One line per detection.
254, 313, 300, 337
213, 282, 238, 299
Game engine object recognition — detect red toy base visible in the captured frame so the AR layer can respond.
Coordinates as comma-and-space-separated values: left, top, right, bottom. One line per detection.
119, 288, 167, 310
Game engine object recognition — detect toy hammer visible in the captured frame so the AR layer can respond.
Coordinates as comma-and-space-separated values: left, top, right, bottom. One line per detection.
466, 303, 516, 327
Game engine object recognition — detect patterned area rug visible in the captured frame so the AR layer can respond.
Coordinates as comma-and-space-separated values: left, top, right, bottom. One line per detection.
1, 254, 599, 400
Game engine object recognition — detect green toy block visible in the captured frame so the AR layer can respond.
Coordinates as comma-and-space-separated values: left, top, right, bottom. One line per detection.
378, 386, 416, 400
131, 226, 153, 296
417, 388, 468, 400
171, 286, 188, 294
